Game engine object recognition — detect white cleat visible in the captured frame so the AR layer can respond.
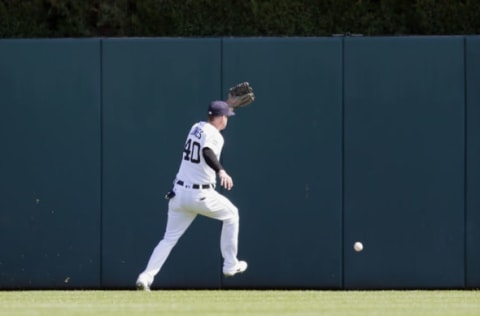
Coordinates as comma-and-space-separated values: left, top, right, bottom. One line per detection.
223, 260, 248, 277
136, 280, 151, 292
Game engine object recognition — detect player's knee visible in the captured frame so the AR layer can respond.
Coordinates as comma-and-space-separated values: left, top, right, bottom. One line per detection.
225, 206, 239, 224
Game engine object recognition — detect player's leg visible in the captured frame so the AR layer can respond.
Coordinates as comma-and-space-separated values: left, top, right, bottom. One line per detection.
137, 201, 196, 288
220, 210, 240, 273
195, 190, 245, 275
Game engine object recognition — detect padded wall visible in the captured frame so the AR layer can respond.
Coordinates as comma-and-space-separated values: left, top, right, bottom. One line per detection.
0, 36, 478, 290
466, 36, 480, 288
221, 38, 344, 289
0, 39, 101, 289
101, 39, 224, 289
343, 37, 465, 289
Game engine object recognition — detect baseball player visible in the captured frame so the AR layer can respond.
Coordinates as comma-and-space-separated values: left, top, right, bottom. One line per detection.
136, 100, 247, 291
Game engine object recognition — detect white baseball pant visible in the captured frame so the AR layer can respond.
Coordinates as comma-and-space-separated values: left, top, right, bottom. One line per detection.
137, 184, 240, 285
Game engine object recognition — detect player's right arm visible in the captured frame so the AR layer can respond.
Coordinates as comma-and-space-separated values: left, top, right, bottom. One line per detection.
202, 147, 223, 172
217, 169, 233, 190
202, 147, 233, 190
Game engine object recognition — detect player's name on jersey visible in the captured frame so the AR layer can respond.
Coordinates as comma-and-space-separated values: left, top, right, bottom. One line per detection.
190, 126, 204, 139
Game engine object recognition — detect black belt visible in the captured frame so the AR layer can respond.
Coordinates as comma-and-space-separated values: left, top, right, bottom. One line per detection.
176, 180, 214, 189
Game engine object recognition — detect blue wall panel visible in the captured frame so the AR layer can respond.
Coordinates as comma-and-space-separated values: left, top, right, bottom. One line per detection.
101, 39, 224, 289
0, 39, 101, 289
221, 38, 344, 289
466, 36, 480, 288
344, 37, 465, 289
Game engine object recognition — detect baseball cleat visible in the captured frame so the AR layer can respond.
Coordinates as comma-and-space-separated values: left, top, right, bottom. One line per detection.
136, 280, 151, 292
223, 260, 248, 277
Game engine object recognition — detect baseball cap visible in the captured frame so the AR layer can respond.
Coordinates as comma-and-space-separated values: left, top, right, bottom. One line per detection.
208, 101, 235, 117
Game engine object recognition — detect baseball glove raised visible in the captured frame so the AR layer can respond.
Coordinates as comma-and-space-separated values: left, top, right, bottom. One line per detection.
226, 82, 255, 109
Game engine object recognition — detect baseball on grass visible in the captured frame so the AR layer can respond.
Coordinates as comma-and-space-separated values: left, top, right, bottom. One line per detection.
354, 241, 364, 252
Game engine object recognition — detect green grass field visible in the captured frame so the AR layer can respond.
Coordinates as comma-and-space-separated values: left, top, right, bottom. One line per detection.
1, 290, 479, 316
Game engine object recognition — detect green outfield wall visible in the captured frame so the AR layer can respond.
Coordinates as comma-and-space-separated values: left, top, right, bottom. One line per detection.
0, 36, 478, 290
466, 36, 480, 288
0, 39, 102, 288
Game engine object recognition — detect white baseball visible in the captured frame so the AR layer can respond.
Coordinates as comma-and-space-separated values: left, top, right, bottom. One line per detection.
354, 242, 363, 252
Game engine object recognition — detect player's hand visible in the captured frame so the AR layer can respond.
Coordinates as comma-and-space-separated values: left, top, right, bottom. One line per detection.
218, 170, 234, 190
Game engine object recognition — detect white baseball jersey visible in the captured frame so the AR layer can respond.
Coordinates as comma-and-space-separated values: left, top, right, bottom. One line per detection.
175, 121, 224, 185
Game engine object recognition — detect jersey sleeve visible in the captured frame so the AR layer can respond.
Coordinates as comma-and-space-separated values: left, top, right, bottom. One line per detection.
203, 128, 222, 154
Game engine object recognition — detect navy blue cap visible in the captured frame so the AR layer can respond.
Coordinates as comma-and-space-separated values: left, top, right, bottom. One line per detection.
208, 101, 235, 117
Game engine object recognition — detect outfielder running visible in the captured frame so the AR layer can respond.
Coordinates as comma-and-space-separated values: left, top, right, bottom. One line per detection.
136, 100, 247, 291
